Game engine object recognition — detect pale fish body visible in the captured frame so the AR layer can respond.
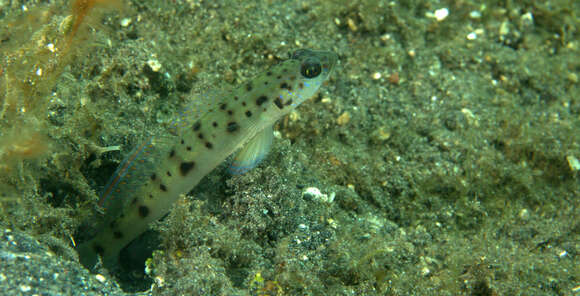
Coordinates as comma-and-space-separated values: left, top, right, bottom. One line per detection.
77, 49, 338, 269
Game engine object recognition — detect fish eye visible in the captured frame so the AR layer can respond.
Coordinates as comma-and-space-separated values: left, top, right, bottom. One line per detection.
301, 58, 322, 78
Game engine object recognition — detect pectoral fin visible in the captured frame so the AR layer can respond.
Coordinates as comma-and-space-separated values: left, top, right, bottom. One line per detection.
228, 125, 274, 174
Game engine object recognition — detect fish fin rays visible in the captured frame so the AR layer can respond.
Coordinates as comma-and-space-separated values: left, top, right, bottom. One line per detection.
229, 125, 274, 174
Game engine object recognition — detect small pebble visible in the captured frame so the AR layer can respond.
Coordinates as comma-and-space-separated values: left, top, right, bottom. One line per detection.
337, 112, 350, 125
147, 59, 162, 72
469, 10, 482, 19
566, 155, 580, 171
434, 8, 449, 21
95, 274, 106, 283
120, 18, 132, 27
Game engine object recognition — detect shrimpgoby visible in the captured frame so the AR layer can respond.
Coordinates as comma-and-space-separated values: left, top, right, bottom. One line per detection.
77, 49, 337, 269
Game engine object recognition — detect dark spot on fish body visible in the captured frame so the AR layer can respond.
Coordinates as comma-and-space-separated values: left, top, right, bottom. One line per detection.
227, 110, 233, 115
246, 83, 253, 91
169, 149, 175, 158
180, 161, 195, 175
242, 101, 247, 107
266, 71, 272, 76
186, 146, 192, 151
198, 133, 204, 139
205, 142, 213, 149
113, 231, 123, 239
160, 184, 167, 192
280, 82, 291, 90
227, 121, 239, 132
274, 97, 284, 109
167, 171, 172, 177
256, 95, 268, 106
193, 121, 201, 131
138, 205, 150, 217
299, 82, 304, 89
212, 121, 218, 127
131, 198, 137, 205
220, 103, 227, 110
150, 173, 157, 181
245, 110, 252, 117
